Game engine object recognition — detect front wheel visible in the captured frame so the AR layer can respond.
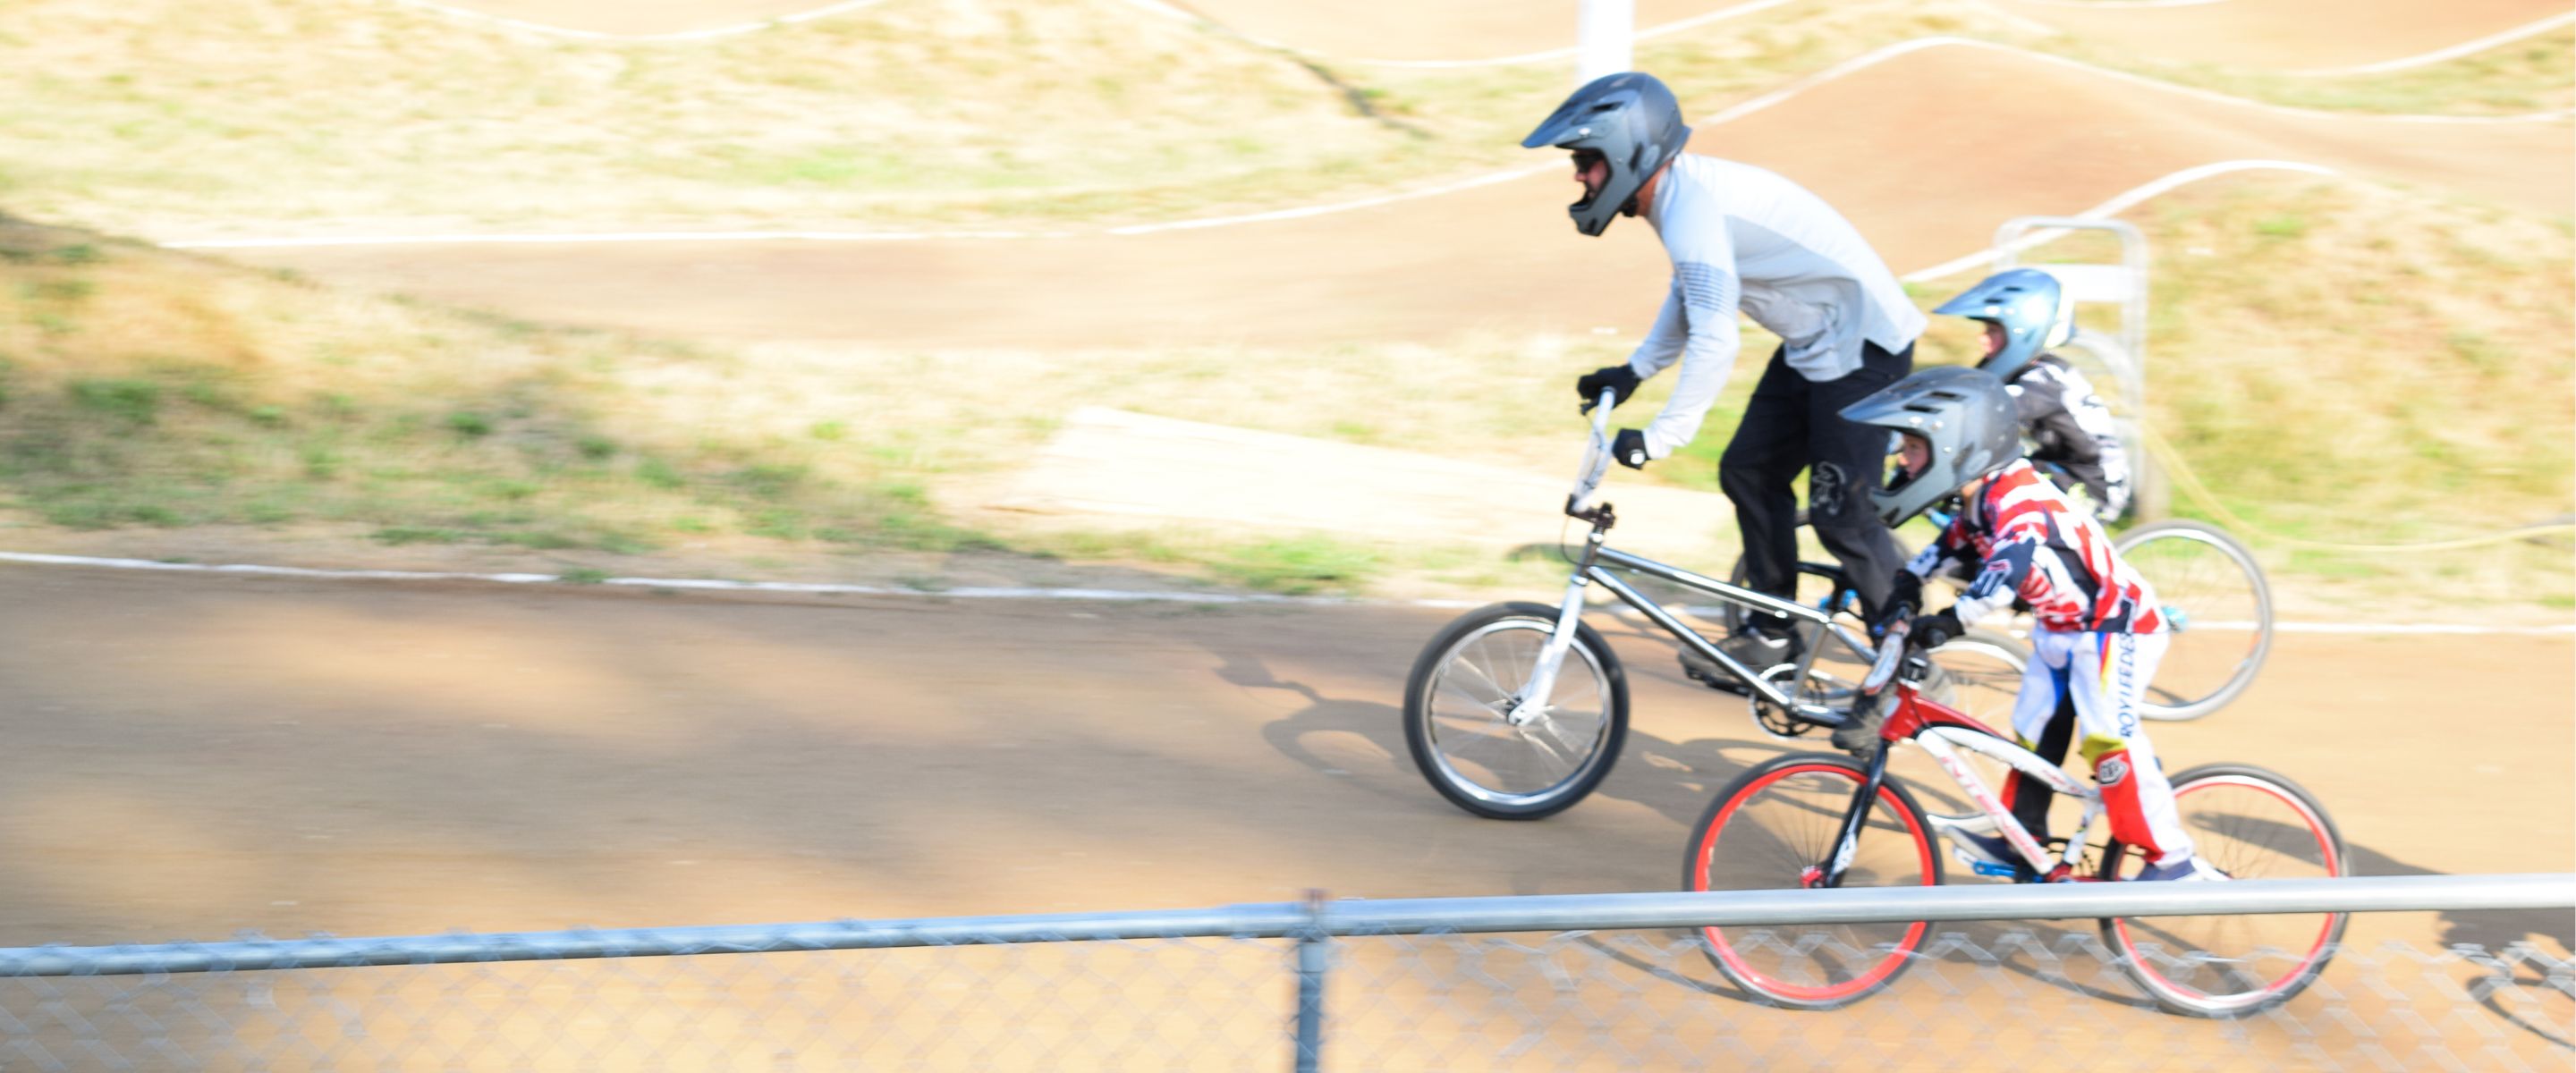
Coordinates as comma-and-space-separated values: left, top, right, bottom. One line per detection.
1402, 603, 1629, 820
2114, 520, 2273, 721
2097, 763, 2348, 1017
1682, 753, 1943, 1009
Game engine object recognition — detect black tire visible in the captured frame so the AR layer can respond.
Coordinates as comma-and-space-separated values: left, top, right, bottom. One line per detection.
2096, 763, 2348, 1017
1402, 603, 1628, 820
2113, 520, 2274, 721
1682, 753, 1943, 1009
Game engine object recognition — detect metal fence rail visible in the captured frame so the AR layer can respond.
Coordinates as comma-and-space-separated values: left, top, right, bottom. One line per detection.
7, 874, 2559, 976
0, 874, 2565, 1071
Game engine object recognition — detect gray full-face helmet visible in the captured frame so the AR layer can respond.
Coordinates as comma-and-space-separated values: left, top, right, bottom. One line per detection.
1838, 367, 2023, 527
1521, 72, 1692, 237
1933, 268, 2074, 381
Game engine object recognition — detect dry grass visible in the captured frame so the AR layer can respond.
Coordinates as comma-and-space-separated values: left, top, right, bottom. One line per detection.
2043, 26, 2575, 117
0, 209, 1599, 595
2108, 176, 2574, 612
0, 214, 993, 556
0, 0, 1415, 236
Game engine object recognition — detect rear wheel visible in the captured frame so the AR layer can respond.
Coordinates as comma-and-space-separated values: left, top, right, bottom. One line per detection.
1402, 603, 1628, 820
2097, 764, 2347, 1016
1683, 753, 1942, 1009
1920, 628, 2029, 728
2114, 520, 2272, 721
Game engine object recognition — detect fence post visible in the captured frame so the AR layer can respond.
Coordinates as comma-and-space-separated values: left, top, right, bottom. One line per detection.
1576, 0, 1635, 85
1292, 889, 1329, 1073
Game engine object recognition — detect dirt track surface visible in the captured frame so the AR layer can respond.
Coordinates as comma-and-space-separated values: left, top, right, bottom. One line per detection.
1, 564, 2564, 957
1165, 0, 1731, 61
229, 43, 2573, 349
431, 0, 2568, 72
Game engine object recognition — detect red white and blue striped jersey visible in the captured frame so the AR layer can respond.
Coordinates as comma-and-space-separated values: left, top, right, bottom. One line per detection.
1904, 460, 2166, 634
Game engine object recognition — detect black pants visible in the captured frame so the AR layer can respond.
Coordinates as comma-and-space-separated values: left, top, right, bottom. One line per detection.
1719, 340, 1914, 631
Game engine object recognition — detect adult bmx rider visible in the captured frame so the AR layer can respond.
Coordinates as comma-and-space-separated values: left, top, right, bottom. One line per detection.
1522, 72, 1927, 682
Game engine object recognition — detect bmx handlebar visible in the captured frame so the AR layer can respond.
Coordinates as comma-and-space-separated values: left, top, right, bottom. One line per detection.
1567, 388, 1618, 517
1860, 619, 1911, 694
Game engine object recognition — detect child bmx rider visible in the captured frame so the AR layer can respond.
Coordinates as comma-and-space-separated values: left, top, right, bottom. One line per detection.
1936, 268, 2132, 524
1839, 366, 2221, 882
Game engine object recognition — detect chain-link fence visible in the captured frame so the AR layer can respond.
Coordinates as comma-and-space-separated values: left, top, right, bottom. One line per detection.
2, 876, 2566, 1071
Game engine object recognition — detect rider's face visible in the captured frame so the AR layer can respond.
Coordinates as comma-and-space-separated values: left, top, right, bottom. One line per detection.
1979, 321, 2007, 359
1897, 434, 1932, 481
1572, 151, 1610, 203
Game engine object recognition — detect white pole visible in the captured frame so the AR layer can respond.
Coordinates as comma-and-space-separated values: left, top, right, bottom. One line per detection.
1576, 0, 1634, 85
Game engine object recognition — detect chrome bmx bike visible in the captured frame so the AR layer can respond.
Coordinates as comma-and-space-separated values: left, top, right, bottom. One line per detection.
1682, 620, 2348, 1016
1400, 391, 2022, 820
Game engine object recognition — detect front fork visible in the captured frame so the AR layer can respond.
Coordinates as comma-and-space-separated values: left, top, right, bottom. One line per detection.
1504, 522, 1611, 727
1819, 736, 1894, 889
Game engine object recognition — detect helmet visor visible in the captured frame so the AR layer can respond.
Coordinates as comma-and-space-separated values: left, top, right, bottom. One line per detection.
1569, 149, 1609, 210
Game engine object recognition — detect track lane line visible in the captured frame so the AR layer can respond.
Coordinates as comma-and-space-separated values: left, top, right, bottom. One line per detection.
0, 551, 2562, 632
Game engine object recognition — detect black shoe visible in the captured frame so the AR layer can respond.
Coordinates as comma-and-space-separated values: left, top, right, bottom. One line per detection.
1680, 630, 1801, 695
1830, 692, 1889, 754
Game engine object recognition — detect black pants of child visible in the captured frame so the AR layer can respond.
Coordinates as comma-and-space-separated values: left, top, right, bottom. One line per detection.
1720, 340, 1915, 634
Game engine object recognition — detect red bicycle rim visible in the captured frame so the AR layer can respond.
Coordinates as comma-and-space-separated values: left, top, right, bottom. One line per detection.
1692, 762, 1936, 1002
2114, 776, 2343, 1001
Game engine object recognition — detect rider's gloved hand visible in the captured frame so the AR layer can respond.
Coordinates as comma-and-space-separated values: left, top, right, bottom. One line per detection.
1577, 365, 1640, 413
1907, 608, 1963, 650
1612, 428, 1649, 469
1871, 572, 1924, 638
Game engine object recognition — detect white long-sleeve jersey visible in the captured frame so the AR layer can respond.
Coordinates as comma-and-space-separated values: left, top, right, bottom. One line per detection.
1625, 155, 1926, 459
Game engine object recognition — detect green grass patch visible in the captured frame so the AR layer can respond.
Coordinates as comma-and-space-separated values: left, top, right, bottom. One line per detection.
1209, 535, 1382, 595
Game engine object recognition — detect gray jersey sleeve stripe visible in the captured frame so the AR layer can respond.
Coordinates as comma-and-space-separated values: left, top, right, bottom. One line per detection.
1674, 261, 1740, 315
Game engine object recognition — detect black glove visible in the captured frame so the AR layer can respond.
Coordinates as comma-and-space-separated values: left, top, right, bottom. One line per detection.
1576, 365, 1640, 413
1907, 609, 1963, 651
1612, 428, 1649, 469
1871, 571, 1923, 639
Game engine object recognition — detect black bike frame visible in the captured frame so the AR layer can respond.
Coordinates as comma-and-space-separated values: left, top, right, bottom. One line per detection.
1822, 741, 1894, 889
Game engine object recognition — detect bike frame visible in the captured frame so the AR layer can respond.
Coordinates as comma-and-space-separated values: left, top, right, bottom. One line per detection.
1820, 661, 2104, 887
1508, 392, 1880, 731
1515, 520, 1877, 728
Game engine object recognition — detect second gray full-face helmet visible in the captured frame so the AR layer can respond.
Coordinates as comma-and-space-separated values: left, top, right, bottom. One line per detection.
1521, 72, 1692, 237
1933, 267, 2074, 381
1838, 367, 2024, 527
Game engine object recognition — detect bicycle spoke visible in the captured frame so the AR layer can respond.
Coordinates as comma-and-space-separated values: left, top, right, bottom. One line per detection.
1687, 757, 1936, 1007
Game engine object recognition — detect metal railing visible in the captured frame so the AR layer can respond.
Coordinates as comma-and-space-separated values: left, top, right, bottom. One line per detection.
2, 874, 2567, 1070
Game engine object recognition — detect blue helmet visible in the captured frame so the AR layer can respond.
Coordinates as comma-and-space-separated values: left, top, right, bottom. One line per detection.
1933, 268, 2074, 380
1521, 72, 1692, 237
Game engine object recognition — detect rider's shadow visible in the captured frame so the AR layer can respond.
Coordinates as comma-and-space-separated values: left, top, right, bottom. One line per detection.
1213, 652, 1431, 807
1578, 610, 1818, 828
